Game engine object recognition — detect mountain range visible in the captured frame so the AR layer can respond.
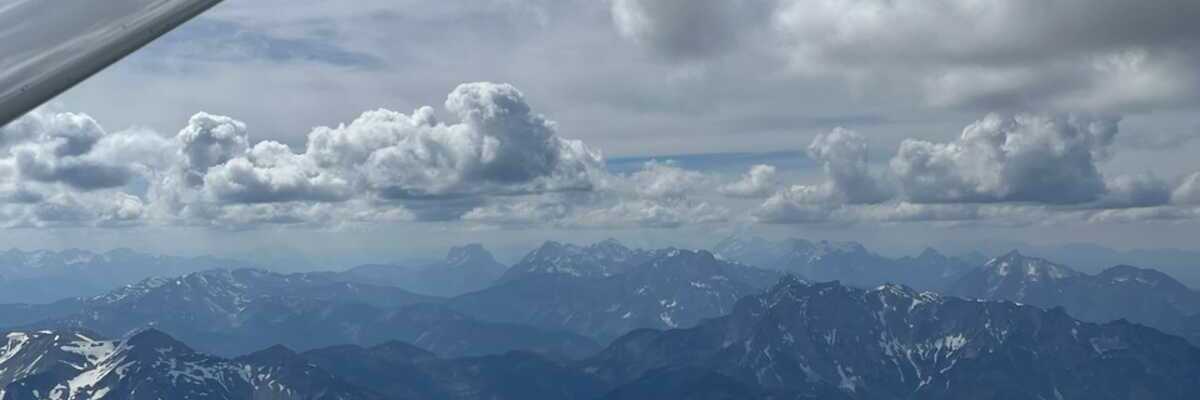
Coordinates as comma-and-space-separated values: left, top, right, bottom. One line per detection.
0, 248, 255, 304
943, 241, 1200, 288
6, 276, 1200, 399
585, 276, 1200, 399
0, 329, 375, 399
948, 251, 1200, 346
0, 269, 598, 359
449, 241, 781, 341
713, 235, 974, 291
1, 238, 1199, 398
331, 244, 507, 297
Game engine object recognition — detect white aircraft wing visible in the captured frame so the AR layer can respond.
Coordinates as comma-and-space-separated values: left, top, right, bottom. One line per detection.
0, 0, 223, 126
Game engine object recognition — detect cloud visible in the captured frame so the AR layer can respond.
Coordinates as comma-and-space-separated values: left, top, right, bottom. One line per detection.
460, 157, 732, 230
1173, 172, 1200, 205
610, 0, 776, 60
0, 101, 1191, 232
311, 83, 603, 201
1087, 206, 1200, 224
622, 160, 710, 199
177, 113, 251, 187
890, 113, 1118, 205
612, 0, 1200, 110
754, 127, 892, 218
153, 82, 606, 225
753, 112, 1198, 225
755, 199, 1055, 227
0, 110, 179, 228
28, 192, 146, 228
754, 186, 839, 224
149, 18, 384, 68
202, 141, 353, 204
1, 112, 149, 191
1118, 128, 1200, 150
461, 196, 570, 227
1097, 174, 1172, 209
719, 164, 779, 198
807, 128, 892, 204
569, 198, 729, 229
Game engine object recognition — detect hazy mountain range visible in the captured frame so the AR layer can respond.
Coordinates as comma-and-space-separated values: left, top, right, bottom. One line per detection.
713, 236, 976, 292
586, 276, 1200, 399
0, 269, 597, 358
0, 249, 254, 304
1, 238, 1199, 398
450, 242, 781, 341
330, 244, 507, 297
4, 277, 1199, 399
943, 241, 1200, 287
948, 251, 1200, 346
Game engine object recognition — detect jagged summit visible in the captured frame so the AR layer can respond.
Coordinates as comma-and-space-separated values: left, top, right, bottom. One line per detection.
452, 240, 781, 340
714, 236, 973, 291
588, 278, 1200, 399
504, 239, 661, 281
446, 243, 494, 265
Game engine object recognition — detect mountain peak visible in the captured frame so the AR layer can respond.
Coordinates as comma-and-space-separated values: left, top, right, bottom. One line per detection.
917, 247, 945, 259
125, 329, 188, 353
587, 239, 634, 255
238, 344, 302, 366
818, 240, 867, 253
446, 243, 494, 265
1097, 264, 1186, 290
641, 248, 722, 270
368, 341, 438, 362
984, 251, 1079, 281
594, 238, 625, 248
1001, 249, 1024, 258
527, 241, 573, 257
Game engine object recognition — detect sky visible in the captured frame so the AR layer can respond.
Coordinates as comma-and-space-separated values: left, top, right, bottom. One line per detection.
2, 0, 1199, 265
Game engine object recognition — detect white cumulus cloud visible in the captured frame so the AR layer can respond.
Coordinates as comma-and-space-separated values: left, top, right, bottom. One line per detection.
719, 164, 779, 198
890, 113, 1118, 205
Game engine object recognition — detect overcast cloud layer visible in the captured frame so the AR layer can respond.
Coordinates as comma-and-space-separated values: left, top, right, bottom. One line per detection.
3, 0, 1199, 256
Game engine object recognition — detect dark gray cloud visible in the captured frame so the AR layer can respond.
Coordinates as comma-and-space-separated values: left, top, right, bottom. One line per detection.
0, 111, 172, 192
15, 153, 134, 191
610, 0, 777, 60
611, 0, 1200, 111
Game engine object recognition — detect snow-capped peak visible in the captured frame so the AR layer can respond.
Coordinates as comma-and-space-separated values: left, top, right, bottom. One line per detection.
984, 251, 1080, 281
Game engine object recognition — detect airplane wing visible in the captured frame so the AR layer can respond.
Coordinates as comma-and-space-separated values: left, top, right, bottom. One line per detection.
0, 0, 223, 126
